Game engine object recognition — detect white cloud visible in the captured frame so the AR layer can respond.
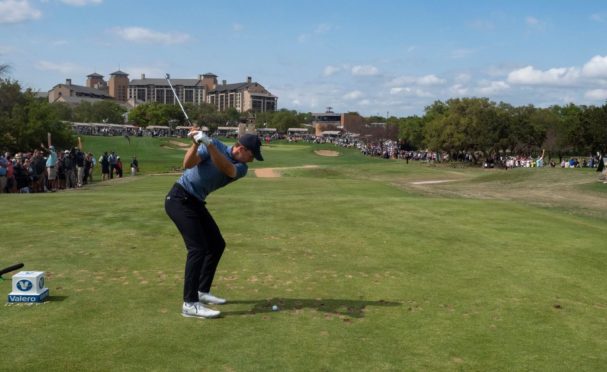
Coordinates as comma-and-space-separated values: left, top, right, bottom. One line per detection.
389, 87, 432, 98
343, 90, 363, 100
476, 80, 510, 95
111, 27, 190, 45
298, 24, 335, 43
582, 55, 607, 77
0, 0, 42, 24
585, 89, 607, 100
60, 0, 102, 6
450, 84, 469, 96
507, 65, 580, 85
35, 60, 81, 75
417, 74, 446, 86
454, 73, 471, 84
232, 23, 244, 32
351, 65, 379, 76
323, 65, 340, 76
389, 74, 445, 86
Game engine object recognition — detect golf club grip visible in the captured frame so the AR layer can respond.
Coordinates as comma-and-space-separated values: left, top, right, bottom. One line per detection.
0, 263, 24, 276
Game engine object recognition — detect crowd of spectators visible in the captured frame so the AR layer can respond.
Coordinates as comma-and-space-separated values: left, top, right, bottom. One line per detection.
0, 146, 138, 194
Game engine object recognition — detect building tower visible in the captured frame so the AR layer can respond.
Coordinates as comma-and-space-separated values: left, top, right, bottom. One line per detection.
86, 72, 106, 89
201, 73, 218, 91
109, 70, 129, 102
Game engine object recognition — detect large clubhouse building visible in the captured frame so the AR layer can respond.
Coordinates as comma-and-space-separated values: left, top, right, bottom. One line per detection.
48, 71, 277, 113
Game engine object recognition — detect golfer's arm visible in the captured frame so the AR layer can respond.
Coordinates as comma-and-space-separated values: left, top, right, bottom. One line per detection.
183, 144, 202, 169
207, 144, 237, 178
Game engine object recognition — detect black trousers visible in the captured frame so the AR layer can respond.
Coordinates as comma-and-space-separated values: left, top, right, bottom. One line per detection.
165, 183, 225, 303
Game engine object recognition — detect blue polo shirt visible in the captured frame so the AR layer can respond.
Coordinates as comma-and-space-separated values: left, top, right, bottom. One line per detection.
46, 149, 57, 167
177, 139, 248, 202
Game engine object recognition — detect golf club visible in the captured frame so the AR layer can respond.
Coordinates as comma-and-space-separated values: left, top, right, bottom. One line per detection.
165, 73, 194, 127
0, 263, 24, 281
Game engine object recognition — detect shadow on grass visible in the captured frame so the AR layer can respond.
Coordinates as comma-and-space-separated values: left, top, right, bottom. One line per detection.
224, 298, 400, 318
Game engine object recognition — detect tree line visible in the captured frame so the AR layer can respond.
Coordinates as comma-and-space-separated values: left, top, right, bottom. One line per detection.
2, 66, 605, 158
393, 98, 607, 161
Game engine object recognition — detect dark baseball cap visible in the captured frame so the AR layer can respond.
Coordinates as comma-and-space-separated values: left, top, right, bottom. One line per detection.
238, 134, 263, 161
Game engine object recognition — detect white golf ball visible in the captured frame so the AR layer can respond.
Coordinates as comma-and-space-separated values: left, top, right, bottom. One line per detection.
272, 305, 278, 311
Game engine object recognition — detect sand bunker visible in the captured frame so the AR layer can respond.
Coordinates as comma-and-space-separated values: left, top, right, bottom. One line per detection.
254, 165, 319, 178
168, 140, 190, 148
410, 180, 455, 185
314, 150, 340, 157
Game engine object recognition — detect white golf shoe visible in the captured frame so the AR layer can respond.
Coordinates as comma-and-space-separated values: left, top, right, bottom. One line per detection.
182, 302, 221, 319
198, 292, 227, 305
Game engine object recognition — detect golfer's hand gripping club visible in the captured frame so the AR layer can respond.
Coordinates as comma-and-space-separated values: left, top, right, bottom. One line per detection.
189, 131, 211, 145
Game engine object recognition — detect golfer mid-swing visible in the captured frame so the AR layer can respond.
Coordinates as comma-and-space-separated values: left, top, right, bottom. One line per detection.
165, 130, 263, 318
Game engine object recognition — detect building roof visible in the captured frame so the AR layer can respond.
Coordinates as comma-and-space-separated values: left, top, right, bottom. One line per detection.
129, 78, 203, 87
87, 72, 104, 78
110, 70, 129, 76
55, 96, 110, 105
50, 83, 112, 98
210, 82, 249, 93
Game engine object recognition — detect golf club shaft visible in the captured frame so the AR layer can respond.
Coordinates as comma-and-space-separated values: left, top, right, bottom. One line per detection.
165, 74, 194, 127
0, 263, 24, 277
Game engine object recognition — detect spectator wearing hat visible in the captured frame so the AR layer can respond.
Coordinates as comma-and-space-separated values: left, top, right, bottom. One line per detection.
44, 145, 58, 191
63, 149, 76, 188
115, 156, 123, 178
165, 132, 263, 319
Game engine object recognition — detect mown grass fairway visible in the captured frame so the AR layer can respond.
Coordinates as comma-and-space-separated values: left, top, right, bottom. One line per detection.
1, 137, 606, 371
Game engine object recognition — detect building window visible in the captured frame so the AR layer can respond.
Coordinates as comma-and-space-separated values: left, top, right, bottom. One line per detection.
137, 88, 146, 101
185, 89, 194, 103
265, 100, 275, 112
156, 89, 165, 103
252, 99, 262, 112
228, 93, 234, 108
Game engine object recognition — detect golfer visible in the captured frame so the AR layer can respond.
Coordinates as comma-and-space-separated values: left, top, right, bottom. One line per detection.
165, 130, 263, 318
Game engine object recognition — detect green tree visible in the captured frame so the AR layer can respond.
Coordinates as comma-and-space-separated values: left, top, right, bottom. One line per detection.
0, 79, 74, 152
397, 116, 425, 150
270, 109, 299, 133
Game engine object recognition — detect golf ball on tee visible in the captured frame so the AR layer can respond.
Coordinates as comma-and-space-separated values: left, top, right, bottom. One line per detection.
272, 305, 278, 311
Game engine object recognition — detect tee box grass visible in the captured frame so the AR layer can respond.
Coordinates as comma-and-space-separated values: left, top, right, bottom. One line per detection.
1, 136, 606, 371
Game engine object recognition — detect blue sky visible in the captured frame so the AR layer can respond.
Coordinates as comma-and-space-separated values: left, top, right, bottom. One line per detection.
2, 0, 607, 116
